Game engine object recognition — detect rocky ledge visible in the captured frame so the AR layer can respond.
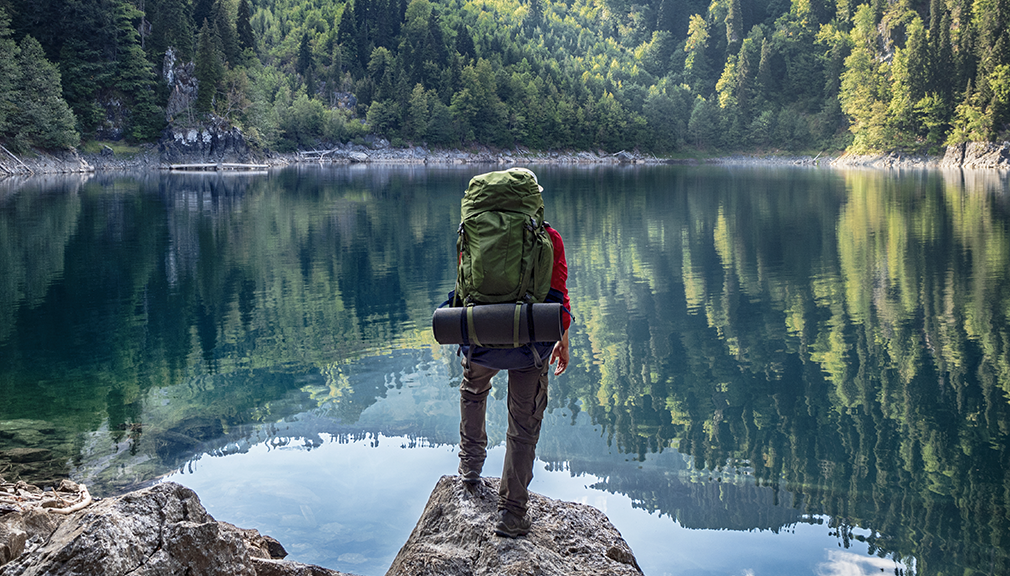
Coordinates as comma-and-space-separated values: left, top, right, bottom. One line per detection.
388, 475, 641, 576
1, 475, 641, 576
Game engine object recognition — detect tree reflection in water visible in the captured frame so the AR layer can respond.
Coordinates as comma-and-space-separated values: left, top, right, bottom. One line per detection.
1, 166, 1008, 575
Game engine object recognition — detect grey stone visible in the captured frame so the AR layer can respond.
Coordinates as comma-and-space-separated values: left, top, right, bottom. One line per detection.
0, 482, 359, 576
386, 475, 642, 576
2, 450, 51, 464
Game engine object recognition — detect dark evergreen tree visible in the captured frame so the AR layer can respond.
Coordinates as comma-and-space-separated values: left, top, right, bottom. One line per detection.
236, 0, 255, 54
191, 0, 216, 36
527, 0, 543, 29
148, 0, 195, 62
111, 0, 165, 139
195, 18, 224, 112
455, 24, 476, 61
0, 7, 19, 136
213, 0, 239, 64
337, 4, 361, 74
354, 0, 372, 69
13, 35, 79, 149
297, 32, 313, 75
931, 11, 955, 102
297, 32, 316, 94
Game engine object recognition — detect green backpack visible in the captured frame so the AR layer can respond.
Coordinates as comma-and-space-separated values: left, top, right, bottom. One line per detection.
453, 168, 554, 309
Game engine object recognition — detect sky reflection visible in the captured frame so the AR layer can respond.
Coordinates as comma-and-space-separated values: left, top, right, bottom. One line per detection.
167, 431, 906, 576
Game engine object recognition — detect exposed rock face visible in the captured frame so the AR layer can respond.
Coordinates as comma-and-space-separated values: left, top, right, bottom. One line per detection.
386, 475, 642, 576
158, 122, 252, 164
163, 47, 199, 124
0, 482, 357, 576
830, 151, 939, 168
941, 141, 1010, 168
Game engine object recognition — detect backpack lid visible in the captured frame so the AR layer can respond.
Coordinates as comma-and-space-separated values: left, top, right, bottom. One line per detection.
462, 168, 543, 220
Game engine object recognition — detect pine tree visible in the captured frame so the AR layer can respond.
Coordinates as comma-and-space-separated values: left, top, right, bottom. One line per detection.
112, 0, 165, 139
148, 0, 195, 61
195, 19, 225, 112
13, 35, 79, 149
0, 7, 17, 135
354, 0, 372, 70
337, 5, 361, 74
298, 32, 316, 95
192, 0, 216, 35
455, 24, 475, 61
236, 0, 255, 54
213, 0, 239, 64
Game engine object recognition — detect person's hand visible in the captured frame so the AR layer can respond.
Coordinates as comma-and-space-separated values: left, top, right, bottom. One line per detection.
550, 329, 570, 376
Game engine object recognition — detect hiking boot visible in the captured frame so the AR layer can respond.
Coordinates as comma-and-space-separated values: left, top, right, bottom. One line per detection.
494, 509, 531, 538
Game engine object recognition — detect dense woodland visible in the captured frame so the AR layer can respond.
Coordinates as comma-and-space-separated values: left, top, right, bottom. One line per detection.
0, 0, 1008, 154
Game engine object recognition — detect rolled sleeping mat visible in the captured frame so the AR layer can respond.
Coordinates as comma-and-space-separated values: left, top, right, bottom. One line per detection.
432, 303, 563, 347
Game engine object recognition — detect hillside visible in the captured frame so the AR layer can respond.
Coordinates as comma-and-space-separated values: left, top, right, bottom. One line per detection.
0, 0, 1007, 155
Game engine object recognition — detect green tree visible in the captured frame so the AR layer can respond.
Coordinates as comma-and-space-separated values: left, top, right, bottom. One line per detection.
0, 7, 17, 136
12, 35, 79, 149
236, 0, 255, 54
195, 19, 225, 113
683, 14, 714, 94
839, 4, 892, 152
212, 0, 239, 65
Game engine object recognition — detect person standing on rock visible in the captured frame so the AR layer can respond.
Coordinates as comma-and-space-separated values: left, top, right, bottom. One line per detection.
448, 168, 573, 538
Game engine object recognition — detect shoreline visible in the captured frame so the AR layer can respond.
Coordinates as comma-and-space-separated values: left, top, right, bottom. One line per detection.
2, 138, 1009, 176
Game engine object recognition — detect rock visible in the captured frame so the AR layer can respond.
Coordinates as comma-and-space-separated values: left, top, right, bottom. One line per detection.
163, 48, 199, 123
0, 482, 359, 576
2, 449, 51, 464
959, 141, 1010, 168
940, 142, 966, 168
386, 475, 642, 576
614, 150, 635, 163
158, 121, 252, 164
0, 508, 61, 568
0, 526, 25, 566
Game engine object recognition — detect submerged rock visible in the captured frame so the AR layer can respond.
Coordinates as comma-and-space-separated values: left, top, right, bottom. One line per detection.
386, 475, 642, 576
0, 482, 357, 576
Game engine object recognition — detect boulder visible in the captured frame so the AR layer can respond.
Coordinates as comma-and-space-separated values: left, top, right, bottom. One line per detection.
386, 475, 642, 576
0, 482, 358, 576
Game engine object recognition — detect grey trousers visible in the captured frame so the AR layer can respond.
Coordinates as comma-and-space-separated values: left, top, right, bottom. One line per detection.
458, 356, 550, 516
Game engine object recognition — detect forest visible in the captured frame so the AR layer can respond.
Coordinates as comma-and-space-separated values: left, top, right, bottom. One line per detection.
0, 0, 1008, 154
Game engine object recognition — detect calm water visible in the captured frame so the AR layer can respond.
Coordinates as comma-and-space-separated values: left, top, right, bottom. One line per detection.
2, 165, 1009, 576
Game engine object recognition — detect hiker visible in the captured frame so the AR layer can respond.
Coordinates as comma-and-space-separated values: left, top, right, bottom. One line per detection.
452, 168, 572, 538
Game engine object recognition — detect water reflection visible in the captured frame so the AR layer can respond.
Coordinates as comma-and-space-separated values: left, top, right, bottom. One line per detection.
0, 165, 1008, 575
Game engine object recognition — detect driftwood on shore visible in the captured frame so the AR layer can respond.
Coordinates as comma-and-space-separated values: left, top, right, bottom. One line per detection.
0, 479, 92, 516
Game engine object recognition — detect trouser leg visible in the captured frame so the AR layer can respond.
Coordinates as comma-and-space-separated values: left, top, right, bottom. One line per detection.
499, 360, 550, 516
459, 358, 496, 477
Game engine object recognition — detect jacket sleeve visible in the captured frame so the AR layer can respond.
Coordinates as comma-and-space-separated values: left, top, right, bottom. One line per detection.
546, 226, 572, 331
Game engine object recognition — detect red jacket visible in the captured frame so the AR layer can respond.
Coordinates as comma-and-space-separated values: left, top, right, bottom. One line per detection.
546, 226, 572, 332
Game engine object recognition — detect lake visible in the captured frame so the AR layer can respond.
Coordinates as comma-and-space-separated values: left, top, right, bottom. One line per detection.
1, 164, 1008, 576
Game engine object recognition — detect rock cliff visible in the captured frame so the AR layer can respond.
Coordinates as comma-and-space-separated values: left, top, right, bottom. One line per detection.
940, 141, 1010, 168
386, 475, 642, 576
